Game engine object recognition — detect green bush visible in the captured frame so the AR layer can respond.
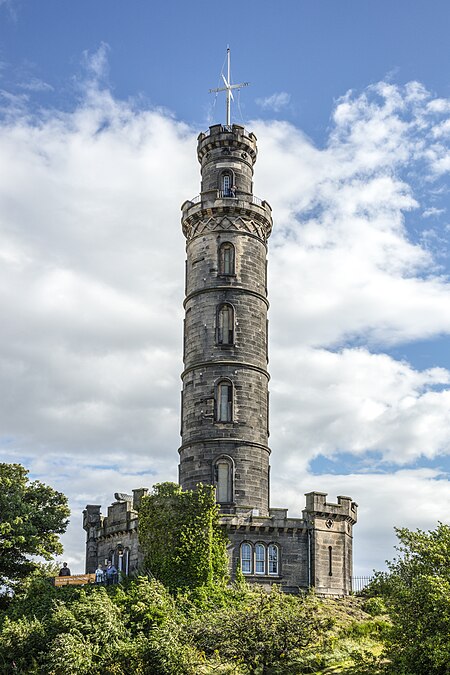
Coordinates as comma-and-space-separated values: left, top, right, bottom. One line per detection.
363, 596, 387, 617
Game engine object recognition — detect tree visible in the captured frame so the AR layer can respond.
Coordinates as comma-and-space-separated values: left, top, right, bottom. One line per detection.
373, 523, 450, 675
0, 463, 70, 590
138, 482, 228, 591
191, 585, 333, 674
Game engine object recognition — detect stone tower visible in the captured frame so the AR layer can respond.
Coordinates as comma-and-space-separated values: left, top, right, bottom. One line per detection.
179, 124, 272, 516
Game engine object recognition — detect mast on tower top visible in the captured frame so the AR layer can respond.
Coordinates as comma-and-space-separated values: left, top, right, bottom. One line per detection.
209, 48, 249, 126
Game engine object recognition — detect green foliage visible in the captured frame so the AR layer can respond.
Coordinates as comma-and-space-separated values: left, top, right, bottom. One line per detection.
0, 573, 204, 674
362, 596, 387, 617
190, 585, 334, 674
0, 564, 391, 675
375, 522, 450, 675
0, 463, 70, 591
139, 482, 228, 591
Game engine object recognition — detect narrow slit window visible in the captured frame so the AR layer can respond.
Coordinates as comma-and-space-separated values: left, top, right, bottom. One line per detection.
241, 543, 252, 574
218, 242, 235, 276
217, 380, 233, 422
255, 543, 265, 575
217, 304, 234, 345
268, 544, 279, 575
328, 546, 333, 576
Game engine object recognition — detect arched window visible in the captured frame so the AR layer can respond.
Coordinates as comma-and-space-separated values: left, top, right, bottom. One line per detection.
214, 456, 233, 503
255, 543, 266, 575
220, 170, 234, 197
268, 544, 279, 576
216, 379, 233, 422
240, 543, 252, 574
328, 546, 333, 576
218, 242, 235, 276
222, 172, 231, 195
217, 303, 234, 345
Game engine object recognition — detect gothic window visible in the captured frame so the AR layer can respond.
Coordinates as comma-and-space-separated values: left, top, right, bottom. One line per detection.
255, 543, 266, 575
216, 379, 233, 422
240, 542, 252, 574
268, 544, 279, 576
217, 303, 234, 345
218, 242, 235, 276
214, 456, 233, 503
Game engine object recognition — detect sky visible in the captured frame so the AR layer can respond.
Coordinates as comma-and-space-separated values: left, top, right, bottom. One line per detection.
1, 0, 450, 577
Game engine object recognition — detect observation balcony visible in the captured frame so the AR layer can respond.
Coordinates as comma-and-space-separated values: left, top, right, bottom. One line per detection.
181, 190, 272, 218
181, 189, 273, 242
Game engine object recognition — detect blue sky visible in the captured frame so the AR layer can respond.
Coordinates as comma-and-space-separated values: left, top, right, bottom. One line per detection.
1, 0, 450, 576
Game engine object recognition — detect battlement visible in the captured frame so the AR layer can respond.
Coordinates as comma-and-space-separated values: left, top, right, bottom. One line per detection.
83, 489, 148, 575
197, 124, 257, 164
304, 491, 358, 524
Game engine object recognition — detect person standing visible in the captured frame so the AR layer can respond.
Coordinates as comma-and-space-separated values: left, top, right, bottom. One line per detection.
95, 563, 104, 583
58, 562, 71, 576
105, 561, 118, 585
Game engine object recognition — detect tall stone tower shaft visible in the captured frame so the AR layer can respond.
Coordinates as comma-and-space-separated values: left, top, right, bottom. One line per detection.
179, 124, 273, 516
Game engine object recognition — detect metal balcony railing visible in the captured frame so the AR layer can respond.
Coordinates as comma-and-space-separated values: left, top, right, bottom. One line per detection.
186, 193, 265, 207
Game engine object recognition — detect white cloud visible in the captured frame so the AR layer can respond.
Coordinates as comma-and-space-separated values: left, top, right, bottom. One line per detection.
423, 207, 445, 218
18, 78, 54, 93
2, 66, 450, 573
256, 91, 291, 112
269, 347, 450, 469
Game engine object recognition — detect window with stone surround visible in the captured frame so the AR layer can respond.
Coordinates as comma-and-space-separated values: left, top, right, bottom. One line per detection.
268, 544, 279, 575
214, 455, 233, 503
216, 379, 233, 422
240, 542, 281, 576
255, 543, 266, 575
217, 303, 234, 345
328, 546, 333, 576
220, 170, 235, 197
240, 542, 252, 574
218, 242, 235, 276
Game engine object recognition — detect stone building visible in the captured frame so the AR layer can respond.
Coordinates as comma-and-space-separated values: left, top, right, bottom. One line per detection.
84, 123, 357, 594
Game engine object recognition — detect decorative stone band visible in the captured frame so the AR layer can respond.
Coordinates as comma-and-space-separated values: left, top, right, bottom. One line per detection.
181, 360, 271, 380
178, 437, 271, 453
182, 211, 272, 243
183, 285, 269, 310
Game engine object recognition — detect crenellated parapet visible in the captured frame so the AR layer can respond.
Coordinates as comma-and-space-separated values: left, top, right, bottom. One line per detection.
83, 489, 148, 574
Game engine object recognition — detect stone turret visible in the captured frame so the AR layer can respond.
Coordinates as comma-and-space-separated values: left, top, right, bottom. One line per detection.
304, 492, 358, 595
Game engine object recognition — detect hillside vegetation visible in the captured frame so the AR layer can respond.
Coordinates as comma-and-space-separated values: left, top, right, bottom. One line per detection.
0, 574, 388, 674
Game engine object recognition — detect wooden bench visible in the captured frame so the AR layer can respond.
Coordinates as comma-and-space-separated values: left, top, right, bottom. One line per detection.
54, 573, 96, 587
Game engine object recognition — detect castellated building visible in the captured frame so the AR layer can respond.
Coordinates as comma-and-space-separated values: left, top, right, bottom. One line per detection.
84, 123, 357, 594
